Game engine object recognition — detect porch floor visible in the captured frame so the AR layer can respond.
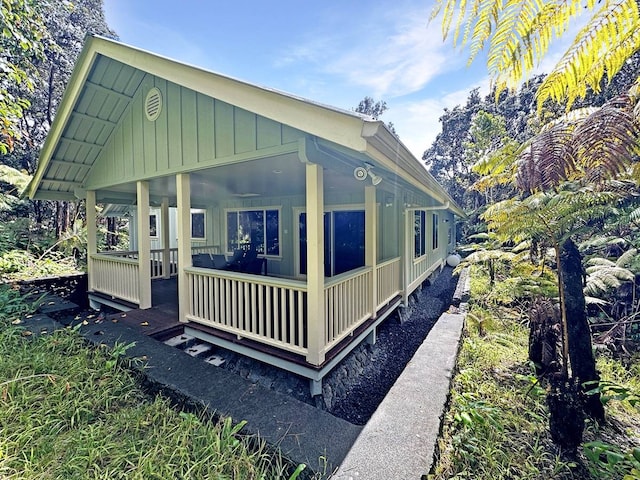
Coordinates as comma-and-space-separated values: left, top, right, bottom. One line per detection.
102, 277, 181, 338
102, 276, 402, 372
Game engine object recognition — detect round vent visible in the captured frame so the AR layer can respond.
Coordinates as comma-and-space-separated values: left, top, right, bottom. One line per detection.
144, 87, 162, 121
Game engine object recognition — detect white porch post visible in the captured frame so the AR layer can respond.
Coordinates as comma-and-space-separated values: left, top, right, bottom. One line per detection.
136, 181, 152, 309
403, 209, 411, 307
305, 163, 325, 366
161, 196, 171, 279
365, 185, 378, 319
176, 173, 191, 323
86, 190, 97, 292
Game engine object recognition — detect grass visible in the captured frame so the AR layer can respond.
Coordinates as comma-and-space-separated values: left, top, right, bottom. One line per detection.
0, 285, 305, 479
429, 268, 640, 480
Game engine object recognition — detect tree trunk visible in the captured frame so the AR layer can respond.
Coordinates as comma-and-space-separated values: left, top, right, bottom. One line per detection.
560, 238, 605, 421
106, 217, 118, 249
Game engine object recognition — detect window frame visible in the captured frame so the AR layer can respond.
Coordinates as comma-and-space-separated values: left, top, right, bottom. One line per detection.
224, 206, 281, 258
149, 213, 158, 238
414, 210, 426, 259
191, 209, 206, 241
432, 213, 439, 250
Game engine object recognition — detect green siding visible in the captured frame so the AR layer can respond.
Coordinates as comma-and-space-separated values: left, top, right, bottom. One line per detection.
86, 76, 303, 189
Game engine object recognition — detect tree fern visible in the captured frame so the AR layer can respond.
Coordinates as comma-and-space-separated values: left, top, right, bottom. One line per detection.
432, 0, 640, 109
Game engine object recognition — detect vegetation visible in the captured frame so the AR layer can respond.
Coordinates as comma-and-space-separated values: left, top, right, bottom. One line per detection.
431, 0, 640, 110
0, 287, 304, 479
430, 266, 640, 479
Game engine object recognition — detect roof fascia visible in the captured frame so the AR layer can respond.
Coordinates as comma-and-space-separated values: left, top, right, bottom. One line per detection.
89, 36, 368, 152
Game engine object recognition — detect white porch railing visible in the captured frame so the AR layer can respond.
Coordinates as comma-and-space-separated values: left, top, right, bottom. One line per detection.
323, 267, 373, 352
90, 253, 140, 304
150, 248, 178, 279
376, 257, 401, 308
408, 252, 443, 295
184, 267, 309, 356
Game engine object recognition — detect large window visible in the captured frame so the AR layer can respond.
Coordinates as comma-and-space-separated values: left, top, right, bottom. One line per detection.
226, 208, 280, 256
414, 210, 426, 258
299, 209, 365, 277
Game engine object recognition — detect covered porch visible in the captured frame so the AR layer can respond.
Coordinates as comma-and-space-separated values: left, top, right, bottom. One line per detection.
27, 36, 462, 394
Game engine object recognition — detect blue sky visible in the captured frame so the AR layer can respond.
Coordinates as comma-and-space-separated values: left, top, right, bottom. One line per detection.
102, 1, 518, 159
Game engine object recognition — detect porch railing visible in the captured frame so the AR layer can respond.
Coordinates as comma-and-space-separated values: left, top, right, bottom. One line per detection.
90, 253, 140, 304
376, 257, 401, 308
184, 267, 308, 356
150, 248, 178, 279
323, 267, 373, 352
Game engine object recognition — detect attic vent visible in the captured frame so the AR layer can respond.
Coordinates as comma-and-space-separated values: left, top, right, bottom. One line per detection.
144, 87, 162, 121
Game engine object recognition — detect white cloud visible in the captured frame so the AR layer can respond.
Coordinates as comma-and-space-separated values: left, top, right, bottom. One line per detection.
276, 5, 466, 98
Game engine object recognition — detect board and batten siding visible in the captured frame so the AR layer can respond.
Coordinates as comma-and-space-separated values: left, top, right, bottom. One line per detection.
84, 75, 305, 190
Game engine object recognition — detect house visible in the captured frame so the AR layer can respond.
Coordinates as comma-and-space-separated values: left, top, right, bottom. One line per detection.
27, 35, 465, 394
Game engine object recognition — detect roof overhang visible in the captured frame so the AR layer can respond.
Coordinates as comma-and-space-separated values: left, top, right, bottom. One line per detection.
27, 35, 465, 218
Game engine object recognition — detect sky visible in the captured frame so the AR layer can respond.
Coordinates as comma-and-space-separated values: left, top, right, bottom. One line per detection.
101, 0, 549, 160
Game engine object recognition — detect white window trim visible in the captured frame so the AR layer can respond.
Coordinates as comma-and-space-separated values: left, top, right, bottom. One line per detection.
412, 209, 427, 261
191, 209, 207, 242
149, 213, 158, 238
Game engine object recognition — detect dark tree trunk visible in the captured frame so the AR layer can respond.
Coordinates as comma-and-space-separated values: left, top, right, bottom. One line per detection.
528, 298, 562, 378
106, 217, 118, 249
560, 238, 606, 421
547, 377, 585, 452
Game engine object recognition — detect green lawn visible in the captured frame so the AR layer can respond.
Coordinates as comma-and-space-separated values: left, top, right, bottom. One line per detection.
0, 285, 304, 480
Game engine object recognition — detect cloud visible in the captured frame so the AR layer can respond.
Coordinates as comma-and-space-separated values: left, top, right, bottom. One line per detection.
276, 5, 466, 98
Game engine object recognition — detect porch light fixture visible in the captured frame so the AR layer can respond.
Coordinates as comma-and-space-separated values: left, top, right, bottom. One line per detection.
353, 162, 382, 186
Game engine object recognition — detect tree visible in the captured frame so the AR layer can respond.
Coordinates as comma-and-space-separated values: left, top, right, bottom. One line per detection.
432, 0, 640, 110
479, 92, 640, 447
2, 0, 116, 238
0, 0, 49, 154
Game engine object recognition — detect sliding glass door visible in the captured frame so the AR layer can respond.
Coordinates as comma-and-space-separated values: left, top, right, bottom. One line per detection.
298, 209, 365, 277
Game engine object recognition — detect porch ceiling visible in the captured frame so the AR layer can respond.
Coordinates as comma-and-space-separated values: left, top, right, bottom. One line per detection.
96, 153, 368, 208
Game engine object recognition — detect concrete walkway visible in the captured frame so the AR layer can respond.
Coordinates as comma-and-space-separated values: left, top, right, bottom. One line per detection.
332, 312, 464, 479
24, 281, 466, 477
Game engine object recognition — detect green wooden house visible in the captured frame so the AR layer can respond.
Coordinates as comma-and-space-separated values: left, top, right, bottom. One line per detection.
27, 36, 464, 394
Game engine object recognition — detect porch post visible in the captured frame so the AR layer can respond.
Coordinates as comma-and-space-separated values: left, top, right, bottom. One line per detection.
136, 181, 152, 309
86, 190, 97, 292
365, 185, 378, 319
402, 208, 411, 307
305, 162, 325, 366
176, 173, 191, 323
161, 196, 171, 279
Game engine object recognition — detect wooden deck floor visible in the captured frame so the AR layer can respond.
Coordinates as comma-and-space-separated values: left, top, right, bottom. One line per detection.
105, 277, 181, 338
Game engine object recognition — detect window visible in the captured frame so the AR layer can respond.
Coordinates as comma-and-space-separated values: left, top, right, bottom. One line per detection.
191, 210, 206, 240
414, 210, 426, 258
149, 214, 158, 237
432, 213, 439, 250
298, 209, 365, 277
226, 208, 280, 256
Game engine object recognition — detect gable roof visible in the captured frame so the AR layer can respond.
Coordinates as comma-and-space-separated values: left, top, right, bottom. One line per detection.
27, 35, 465, 217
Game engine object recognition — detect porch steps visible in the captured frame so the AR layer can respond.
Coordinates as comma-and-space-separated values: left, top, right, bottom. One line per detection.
184, 342, 214, 357
163, 333, 196, 348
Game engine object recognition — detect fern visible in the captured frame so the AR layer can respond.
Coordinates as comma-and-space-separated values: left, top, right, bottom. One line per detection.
432, 0, 640, 109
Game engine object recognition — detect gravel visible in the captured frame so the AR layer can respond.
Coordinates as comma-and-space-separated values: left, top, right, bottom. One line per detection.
327, 266, 459, 424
